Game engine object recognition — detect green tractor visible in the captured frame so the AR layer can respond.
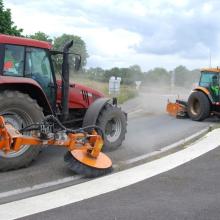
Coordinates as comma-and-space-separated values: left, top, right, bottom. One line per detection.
167, 68, 220, 121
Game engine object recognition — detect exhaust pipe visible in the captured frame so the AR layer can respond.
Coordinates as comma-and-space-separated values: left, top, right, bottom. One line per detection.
61, 40, 73, 121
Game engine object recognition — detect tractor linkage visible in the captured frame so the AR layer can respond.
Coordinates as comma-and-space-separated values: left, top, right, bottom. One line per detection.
0, 115, 112, 177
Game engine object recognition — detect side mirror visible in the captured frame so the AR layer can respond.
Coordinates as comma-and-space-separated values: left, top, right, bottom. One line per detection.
74, 55, 81, 71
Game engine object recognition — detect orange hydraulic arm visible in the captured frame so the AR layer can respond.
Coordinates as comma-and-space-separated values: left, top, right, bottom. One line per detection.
0, 115, 112, 177
0, 115, 109, 161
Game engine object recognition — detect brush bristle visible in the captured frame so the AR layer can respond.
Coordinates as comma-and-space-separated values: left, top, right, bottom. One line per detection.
64, 151, 113, 178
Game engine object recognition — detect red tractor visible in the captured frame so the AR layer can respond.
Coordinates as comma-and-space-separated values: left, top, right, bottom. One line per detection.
0, 34, 127, 171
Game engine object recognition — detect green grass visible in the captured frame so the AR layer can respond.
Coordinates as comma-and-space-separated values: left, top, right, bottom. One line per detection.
71, 75, 138, 104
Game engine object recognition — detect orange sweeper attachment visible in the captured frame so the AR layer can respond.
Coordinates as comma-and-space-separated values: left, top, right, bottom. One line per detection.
0, 115, 112, 177
166, 99, 188, 118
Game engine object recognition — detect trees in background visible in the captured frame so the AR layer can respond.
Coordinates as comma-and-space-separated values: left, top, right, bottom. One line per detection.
143, 68, 170, 86
173, 66, 200, 88
86, 65, 200, 88
1, 0, 200, 88
0, 0, 88, 72
27, 31, 52, 43
0, 0, 23, 36
27, 33, 89, 74
53, 34, 88, 69
87, 65, 144, 85
142, 66, 200, 88
174, 65, 189, 87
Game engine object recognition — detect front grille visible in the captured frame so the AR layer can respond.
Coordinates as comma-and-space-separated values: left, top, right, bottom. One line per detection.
82, 90, 89, 105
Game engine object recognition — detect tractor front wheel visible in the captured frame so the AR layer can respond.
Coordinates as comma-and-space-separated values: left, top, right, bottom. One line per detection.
0, 91, 44, 171
96, 104, 127, 151
187, 91, 210, 121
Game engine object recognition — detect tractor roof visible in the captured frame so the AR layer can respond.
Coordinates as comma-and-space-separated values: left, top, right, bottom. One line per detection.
201, 68, 220, 73
0, 34, 52, 49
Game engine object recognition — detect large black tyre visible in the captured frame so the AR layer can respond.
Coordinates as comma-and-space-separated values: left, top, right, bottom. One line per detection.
96, 104, 127, 151
0, 91, 44, 171
187, 91, 210, 121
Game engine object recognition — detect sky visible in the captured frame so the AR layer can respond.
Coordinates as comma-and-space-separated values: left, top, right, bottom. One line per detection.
4, 0, 220, 71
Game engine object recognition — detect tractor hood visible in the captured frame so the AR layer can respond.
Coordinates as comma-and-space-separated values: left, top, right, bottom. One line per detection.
56, 80, 105, 109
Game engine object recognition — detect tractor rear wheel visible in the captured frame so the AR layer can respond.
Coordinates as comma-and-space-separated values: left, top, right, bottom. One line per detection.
0, 91, 44, 171
96, 104, 127, 151
187, 91, 210, 121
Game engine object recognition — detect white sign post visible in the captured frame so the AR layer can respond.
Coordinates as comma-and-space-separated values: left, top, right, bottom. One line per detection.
109, 76, 121, 96
135, 81, 142, 90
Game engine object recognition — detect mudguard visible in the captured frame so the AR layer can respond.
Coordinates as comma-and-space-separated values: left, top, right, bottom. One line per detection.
194, 87, 214, 103
82, 97, 111, 127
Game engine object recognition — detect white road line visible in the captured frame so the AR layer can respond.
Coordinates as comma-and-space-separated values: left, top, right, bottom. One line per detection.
122, 127, 209, 165
0, 126, 209, 200
0, 176, 82, 199
126, 104, 142, 114
127, 108, 143, 116
1, 128, 220, 220
0, 127, 209, 200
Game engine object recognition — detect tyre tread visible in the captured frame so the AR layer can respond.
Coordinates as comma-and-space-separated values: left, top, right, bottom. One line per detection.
0, 90, 44, 171
96, 103, 127, 151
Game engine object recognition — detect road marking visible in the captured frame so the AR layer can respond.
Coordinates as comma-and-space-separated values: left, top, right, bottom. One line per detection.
1, 128, 220, 220
0, 126, 209, 200
0, 176, 82, 199
126, 104, 142, 114
122, 127, 209, 165
127, 108, 143, 116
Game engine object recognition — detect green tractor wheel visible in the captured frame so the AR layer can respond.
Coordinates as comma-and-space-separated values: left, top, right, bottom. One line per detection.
187, 91, 210, 121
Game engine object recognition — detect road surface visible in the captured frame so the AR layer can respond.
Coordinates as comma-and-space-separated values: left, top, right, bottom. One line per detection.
21, 142, 220, 220
0, 92, 218, 203
2, 127, 220, 220
0, 113, 214, 196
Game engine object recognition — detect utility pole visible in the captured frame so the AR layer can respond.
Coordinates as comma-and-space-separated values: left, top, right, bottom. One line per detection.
209, 49, 212, 68
171, 70, 175, 93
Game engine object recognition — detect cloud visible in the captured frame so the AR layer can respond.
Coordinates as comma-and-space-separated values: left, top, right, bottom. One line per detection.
4, 0, 220, 70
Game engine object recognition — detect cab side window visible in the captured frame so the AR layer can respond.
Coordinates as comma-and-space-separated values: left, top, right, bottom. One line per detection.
3, 45, 24, 76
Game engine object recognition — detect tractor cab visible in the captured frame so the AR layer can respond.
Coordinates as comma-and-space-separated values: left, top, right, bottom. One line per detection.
199, 68, 220, 102
1, 40, 57, 106
0, 35, 82, 120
